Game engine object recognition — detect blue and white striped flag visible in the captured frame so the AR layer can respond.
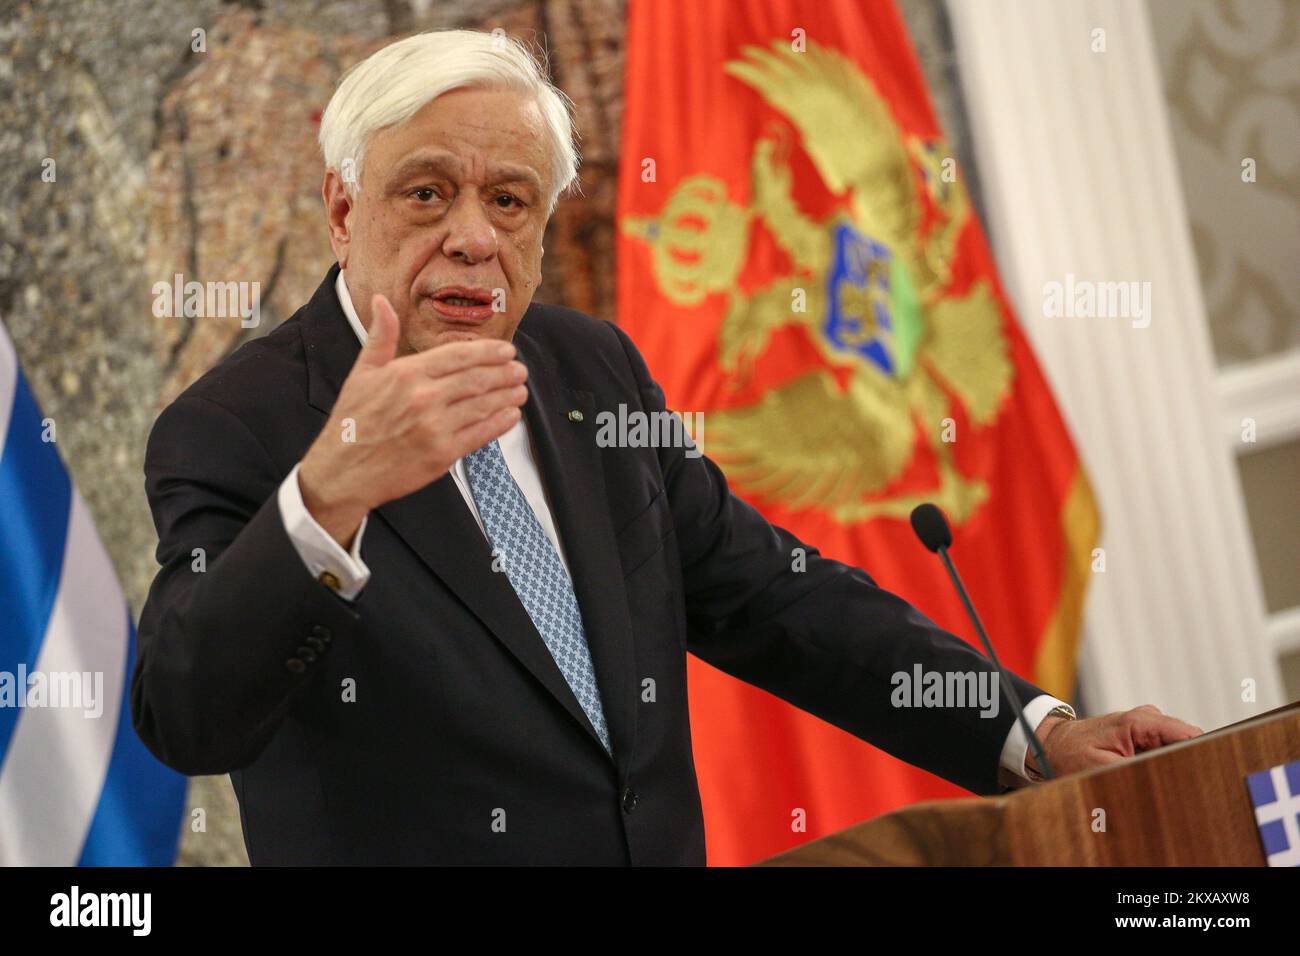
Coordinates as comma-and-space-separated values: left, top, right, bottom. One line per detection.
0, 324, 185, 865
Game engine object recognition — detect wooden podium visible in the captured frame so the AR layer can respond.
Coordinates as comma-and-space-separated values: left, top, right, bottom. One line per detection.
758, 702, 1300, 866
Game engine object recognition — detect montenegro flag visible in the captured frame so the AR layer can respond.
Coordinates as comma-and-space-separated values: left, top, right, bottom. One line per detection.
616, 0, 1101, 866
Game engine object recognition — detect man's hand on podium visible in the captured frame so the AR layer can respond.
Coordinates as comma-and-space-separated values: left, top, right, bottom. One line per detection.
1026, 704, 1204, 779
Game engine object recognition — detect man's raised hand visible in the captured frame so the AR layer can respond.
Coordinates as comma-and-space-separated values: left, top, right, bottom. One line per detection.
297, 293, 528, 547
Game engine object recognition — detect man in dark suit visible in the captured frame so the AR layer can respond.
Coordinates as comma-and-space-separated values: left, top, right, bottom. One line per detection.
132, 30, 1200, 865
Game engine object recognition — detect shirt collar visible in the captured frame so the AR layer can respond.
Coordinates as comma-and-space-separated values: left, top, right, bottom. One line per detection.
335, 269, 368, 347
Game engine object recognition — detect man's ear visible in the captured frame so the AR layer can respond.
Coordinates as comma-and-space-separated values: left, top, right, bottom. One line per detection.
323, 168, 353, 267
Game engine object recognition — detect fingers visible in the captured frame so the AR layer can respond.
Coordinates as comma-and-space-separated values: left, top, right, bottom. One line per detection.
450, 406, 522, 458
1051, 707, 1205, 774
404, 338, 519, 379
359, 294, 401, 367
1086, 748, 1128, 767
1125, 706, 1203, 751
437, 360, 529, 406
438, 384, 529, 433
1146, 715, 1203, 746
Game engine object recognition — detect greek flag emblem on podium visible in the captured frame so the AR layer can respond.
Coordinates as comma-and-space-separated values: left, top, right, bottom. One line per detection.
1246, 760, 1300, 868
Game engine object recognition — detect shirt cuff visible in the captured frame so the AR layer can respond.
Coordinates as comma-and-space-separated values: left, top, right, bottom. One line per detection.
998, 694, 1075, 785
277, 463, 371, 600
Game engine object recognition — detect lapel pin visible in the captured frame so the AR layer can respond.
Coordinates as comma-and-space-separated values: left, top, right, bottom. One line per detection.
567, 409, 584, 422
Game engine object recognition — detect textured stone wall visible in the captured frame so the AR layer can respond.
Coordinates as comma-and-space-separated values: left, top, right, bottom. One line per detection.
1, 0, 969, 866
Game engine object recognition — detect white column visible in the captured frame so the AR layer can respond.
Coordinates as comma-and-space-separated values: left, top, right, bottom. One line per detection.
946, 0, 1282, 727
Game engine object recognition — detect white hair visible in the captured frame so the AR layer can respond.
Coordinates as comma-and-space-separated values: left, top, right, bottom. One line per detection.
318, 29, 580, 215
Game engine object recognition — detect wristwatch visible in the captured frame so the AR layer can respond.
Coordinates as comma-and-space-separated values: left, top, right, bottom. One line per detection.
1025, 705, 1076, 781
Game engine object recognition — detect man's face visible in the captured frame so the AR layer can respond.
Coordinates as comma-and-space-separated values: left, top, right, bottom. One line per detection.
324, 86, 551, 351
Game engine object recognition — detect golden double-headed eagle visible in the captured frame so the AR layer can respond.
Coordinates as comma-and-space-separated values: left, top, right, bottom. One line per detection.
623, 40, 1014, 525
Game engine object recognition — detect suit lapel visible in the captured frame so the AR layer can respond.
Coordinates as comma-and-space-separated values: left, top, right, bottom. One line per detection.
372, 477, 614, 759
299, 271, 631, 764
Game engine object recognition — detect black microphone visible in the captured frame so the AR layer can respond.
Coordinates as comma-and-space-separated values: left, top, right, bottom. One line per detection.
910, 503, 1056, 781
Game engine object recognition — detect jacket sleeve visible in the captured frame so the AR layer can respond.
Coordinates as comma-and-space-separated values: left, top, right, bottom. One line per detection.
608, 324, 1046, 795
132, 394, 360, 776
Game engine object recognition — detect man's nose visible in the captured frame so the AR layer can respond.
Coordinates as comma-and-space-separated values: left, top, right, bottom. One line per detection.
441, 194, 498, 264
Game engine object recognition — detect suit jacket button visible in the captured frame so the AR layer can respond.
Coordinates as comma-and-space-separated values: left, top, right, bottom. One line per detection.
296, 646, 318, 663
310, 625, 332, 643
285, 657, 307, 674
621, 787, 638, 813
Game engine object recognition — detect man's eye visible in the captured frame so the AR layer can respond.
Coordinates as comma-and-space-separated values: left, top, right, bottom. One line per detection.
412, 188, 438, 202
493, 193, 523, 209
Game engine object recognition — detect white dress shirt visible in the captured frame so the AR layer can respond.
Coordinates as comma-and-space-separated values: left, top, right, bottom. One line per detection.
276, 269, 1070, 783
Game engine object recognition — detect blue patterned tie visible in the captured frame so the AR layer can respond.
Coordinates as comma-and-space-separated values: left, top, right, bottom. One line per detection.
463, 439, 611, 754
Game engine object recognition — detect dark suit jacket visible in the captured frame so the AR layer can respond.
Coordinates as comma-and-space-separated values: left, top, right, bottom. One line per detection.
132, 264, 1044, 865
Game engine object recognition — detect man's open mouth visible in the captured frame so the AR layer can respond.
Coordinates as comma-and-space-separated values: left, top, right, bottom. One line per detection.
430, 287, 496, 322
